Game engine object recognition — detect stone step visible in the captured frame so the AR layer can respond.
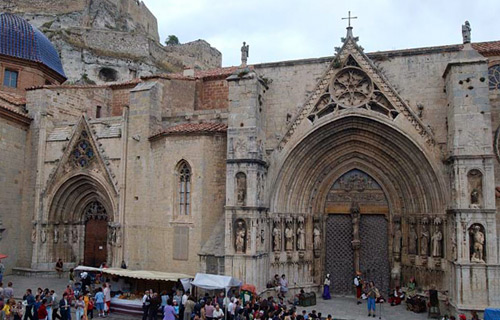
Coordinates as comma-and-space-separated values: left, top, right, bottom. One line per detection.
12, 267, 68, 278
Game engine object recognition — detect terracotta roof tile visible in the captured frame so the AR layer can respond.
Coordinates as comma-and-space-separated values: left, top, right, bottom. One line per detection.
0, 102, 31, 120
0, 91, 26, 105
472, 41, 500, 56
149, 122, 227, 140
26, 79, 142, 91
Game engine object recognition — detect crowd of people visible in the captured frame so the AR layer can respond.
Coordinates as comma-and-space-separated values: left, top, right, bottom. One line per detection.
0, 279, 112, 320
142, 288, 336, 320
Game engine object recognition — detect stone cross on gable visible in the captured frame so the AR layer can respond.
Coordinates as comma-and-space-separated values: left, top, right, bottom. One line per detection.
342, 11, 358, 28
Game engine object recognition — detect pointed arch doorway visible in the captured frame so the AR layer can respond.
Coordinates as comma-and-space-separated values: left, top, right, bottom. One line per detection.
83, 201, 108, 267
324, 169, 390, 295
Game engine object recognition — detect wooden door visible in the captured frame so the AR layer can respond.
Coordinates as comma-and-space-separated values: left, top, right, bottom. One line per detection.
84, 219, 108, 267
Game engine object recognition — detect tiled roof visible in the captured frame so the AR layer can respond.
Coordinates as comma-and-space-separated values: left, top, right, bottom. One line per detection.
26, 79, 141, 91
0, 91, 26, 105
472, 41, 500, 56
149, 122, 227, 140
0, 13, 65, 78
0, 102, 31, 122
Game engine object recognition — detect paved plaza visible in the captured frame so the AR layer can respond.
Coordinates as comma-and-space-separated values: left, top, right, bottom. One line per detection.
3, 274, 439, 320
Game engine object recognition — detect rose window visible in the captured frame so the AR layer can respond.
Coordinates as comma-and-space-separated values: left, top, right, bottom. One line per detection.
330, 67, 373, 108
72, 131, 95, 168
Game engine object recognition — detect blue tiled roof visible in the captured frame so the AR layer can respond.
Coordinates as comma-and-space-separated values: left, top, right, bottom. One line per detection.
0, 13, 65, 78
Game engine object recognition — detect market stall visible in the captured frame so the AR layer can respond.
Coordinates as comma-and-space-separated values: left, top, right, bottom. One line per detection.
75, 265, 193, 316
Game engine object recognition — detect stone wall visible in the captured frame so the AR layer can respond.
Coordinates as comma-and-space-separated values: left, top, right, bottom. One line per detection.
0, 116, 31, 272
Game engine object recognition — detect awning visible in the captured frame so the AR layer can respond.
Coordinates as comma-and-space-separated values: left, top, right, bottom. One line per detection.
191, 273, 242, 292
102, 268, 193, 281
75, 266, 103, 272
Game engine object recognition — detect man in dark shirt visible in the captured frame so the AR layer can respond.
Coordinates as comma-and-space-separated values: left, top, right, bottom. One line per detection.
23, 289, 36, 320
59, 293, 71, 320
149, 292, 161, 320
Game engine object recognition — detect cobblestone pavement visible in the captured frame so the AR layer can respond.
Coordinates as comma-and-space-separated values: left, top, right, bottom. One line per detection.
4, 275, 438, 320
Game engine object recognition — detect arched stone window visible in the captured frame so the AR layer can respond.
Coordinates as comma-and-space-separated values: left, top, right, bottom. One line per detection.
489, 64, 500, 90
177, 161, 191, 215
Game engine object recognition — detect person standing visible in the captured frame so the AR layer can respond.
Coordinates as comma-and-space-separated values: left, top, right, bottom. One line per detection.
0, 260, 5, 284
142, 290, 151, 320
103, 284, 111, 316
279, 275, 288, 299
183, 296, 195, 320
74, 296, 84, 320
59, 293, 70, 320
366, 281, 378, 318
4, 283, 13, 300
322, 274, 331, 300
163, 299, 177, 320
353, 272, 363, 305
50, 291, 60, 320
23, 289, 35, 320
37, 299, 48, 320
94, 288, 104, 318
149, 292, 161, 320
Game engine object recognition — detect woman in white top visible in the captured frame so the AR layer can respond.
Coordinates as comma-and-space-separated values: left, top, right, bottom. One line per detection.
322, 274, 331, 300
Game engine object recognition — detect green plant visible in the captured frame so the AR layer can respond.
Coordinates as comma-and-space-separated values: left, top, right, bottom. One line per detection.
165, 35, 180, 46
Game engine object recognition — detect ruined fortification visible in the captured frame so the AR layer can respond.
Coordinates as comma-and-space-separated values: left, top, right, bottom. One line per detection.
2, 0, 222, 84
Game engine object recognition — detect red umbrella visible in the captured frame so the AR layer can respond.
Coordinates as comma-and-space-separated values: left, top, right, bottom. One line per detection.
241, 284, 256, 294
0, 254, 7, 260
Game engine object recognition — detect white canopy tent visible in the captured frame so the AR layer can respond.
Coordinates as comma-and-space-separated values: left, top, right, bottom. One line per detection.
191, 273, 242, 292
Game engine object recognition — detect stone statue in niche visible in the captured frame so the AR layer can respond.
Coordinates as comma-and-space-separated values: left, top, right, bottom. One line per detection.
296, 222, 305, 251
393, 222, 402, 261
63, 228, 68, 243
431, 228, 443, 257
41, 228, 47, 243
313, 226, 321, 251
285, 223, 293, 251
53, 226, 59, 244
115, 227, 122, 247
31, 226, 36, 243
462, 21, 471, 44
408, 224, 417, 255
470, 189, 480, 208
236, 173, 247, 206
272, 222, 281, 252
235, 220, 246, 253
468, 169, 482, 208
470, 224, 485, 263
420, 223, 429, 256
71, 226, 78, 244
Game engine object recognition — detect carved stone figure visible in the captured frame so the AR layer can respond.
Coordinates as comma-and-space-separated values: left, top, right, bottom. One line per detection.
272, 224, 281, 252
236, 173, 247, 206
285, 223, 293, 251
313, 226, 321, 251
71, 226, 78, 243
53, 226, 59, 243
431, 229, 443, 257
420, 224, 429, 256
462, 21, 471, 44
470, 225, 485, 263
409, 224, 417, 255
115, 227, 122, 247
296, 223, 305, 251
235, 220, 246, 253
241, 42, 249, 66
31, 227, 36, 243
393, 223, 402, 260
41, 228, 47, 243
63, 228, 68, 243
470, 189, 480, 207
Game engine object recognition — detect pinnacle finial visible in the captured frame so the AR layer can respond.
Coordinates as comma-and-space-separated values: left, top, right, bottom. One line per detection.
241, 42, 249, 67
462, 20, 471, 44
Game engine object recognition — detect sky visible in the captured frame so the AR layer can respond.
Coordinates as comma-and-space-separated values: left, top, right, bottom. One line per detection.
142, 0, 499, 67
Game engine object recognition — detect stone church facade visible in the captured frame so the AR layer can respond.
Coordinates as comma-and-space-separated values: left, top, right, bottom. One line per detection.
2, 10, 500, 313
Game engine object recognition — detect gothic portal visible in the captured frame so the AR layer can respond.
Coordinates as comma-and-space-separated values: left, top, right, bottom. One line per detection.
324, 170, 390, 295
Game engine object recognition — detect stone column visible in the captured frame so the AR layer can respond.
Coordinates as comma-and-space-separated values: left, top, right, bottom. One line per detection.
224, 69, 269, 291
444, 44, 500, 310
